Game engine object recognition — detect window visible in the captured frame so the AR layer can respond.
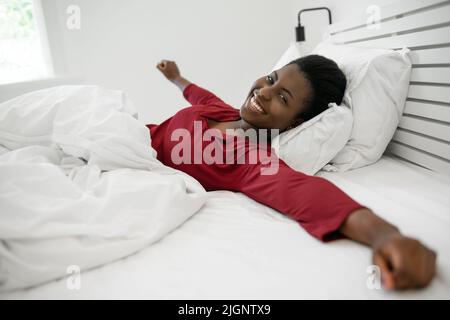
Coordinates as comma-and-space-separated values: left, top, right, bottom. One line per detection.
0, 0, 53, 84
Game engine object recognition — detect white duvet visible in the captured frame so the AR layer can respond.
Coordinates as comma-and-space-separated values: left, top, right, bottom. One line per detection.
0, 86, 207, 292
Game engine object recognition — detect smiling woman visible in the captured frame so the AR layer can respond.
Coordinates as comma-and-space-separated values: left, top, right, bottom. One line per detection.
0, 0, 53, 84
150, 58, 437, 291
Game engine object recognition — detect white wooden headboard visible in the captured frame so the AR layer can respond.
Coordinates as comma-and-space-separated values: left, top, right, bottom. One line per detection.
326, 0, 450, 176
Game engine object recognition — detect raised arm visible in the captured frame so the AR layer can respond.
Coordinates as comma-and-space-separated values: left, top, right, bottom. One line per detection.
156, 59, 224, 106
156, 60, 192, 91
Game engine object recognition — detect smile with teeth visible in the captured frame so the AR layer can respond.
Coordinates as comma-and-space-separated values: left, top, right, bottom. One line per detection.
249, 96, 265, 114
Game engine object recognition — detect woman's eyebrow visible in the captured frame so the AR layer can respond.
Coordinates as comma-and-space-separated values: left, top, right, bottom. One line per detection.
274, 71, 294, 100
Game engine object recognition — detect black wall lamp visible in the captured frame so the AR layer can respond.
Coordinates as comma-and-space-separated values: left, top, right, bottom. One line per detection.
296, 7, 332, 42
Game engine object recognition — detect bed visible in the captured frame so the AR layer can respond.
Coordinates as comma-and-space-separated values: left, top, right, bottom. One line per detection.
1, 0, 450, 299
1, 154, 449, 299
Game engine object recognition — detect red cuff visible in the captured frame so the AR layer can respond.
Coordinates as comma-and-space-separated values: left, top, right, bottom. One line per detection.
182, 83, 196, 100
312, 205, 371, 242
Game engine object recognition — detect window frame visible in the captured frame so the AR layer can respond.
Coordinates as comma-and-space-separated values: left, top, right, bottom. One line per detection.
0, 0, 54, 85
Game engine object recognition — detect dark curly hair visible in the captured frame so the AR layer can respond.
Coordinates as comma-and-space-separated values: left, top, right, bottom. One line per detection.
287, 54, 347, 121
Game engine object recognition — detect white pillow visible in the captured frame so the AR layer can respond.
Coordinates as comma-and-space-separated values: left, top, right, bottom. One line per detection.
312, 41, 412, 171
271, 103, 353, 176
269, 42, 353, 176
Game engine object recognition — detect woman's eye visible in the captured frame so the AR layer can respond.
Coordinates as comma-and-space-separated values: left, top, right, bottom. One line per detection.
280, 95, 287, 104
266, 76, 274, 84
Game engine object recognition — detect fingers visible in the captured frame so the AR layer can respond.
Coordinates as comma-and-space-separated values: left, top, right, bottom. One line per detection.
427, 249, 438, 282
376, 240, 437, 290
156, 60, 174, 70
377, 244, 415, 290
391, 269, 412, 290
156, 60, 166, 70
385, 246, 412, 289
413, 246, 437, 288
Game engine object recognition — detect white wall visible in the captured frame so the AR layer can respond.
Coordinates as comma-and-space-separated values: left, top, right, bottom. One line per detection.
39, 0, 398, 124
41, 0, 293, 124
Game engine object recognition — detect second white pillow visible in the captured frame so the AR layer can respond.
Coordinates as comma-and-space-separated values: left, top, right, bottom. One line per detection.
312, 42, 412, 172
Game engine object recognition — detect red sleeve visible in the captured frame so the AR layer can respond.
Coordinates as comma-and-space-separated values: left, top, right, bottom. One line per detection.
183, 83, 225, 106
238, 160, 369, 242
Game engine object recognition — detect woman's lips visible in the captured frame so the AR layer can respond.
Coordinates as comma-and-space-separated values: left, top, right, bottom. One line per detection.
247, 93, 266, 115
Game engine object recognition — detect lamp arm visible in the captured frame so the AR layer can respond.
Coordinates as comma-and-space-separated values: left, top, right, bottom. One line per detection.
295, 7, 332, 42
297, 7, 332, 25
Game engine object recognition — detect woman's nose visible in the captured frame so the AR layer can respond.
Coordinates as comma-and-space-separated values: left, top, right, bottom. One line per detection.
256, 87, 271, 100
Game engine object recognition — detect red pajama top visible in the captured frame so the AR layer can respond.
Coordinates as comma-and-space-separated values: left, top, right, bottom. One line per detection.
146, 83, 367, 241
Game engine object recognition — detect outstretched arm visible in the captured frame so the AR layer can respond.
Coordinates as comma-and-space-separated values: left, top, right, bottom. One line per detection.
238, 159, 437, 291
339, 207, 437, 290
156, 60, 191, 91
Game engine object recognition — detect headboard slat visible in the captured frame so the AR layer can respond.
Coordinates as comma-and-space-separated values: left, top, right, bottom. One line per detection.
409, 47, 450, 65
349, 26, 450, 49
404, 100, 450, 122
410, 67, 450, 84
399, 116, 450, 142
393, 129, 450, 159
408, 84, 450, 103
386, 142, 450, 173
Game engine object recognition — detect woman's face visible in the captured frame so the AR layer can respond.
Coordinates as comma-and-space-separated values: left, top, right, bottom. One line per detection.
240, 64, 312, 131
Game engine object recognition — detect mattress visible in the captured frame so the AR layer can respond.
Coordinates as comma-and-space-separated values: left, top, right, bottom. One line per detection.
1, 154, 449, 299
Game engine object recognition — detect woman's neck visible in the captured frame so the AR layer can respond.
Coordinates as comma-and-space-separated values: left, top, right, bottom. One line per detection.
231, 119, 280, 143
208, 119, 279, 143
232, 119, 255, 131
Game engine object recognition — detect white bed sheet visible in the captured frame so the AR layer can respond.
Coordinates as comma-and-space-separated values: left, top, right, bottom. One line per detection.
1, 154, 449, 299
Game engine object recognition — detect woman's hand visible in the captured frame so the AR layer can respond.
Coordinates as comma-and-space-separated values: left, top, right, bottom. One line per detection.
156, 60, 181, 81
340, 208, 437, 290
372, 233, 437, 290
156, 59, 191, 91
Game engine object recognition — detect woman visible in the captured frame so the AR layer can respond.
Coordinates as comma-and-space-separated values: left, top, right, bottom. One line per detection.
148, 56, 436, 290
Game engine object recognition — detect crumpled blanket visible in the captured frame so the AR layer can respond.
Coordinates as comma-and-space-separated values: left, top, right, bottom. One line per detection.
0, 85, 206, 292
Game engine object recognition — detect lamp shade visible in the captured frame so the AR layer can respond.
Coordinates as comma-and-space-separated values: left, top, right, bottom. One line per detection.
296, 25, 305, 42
